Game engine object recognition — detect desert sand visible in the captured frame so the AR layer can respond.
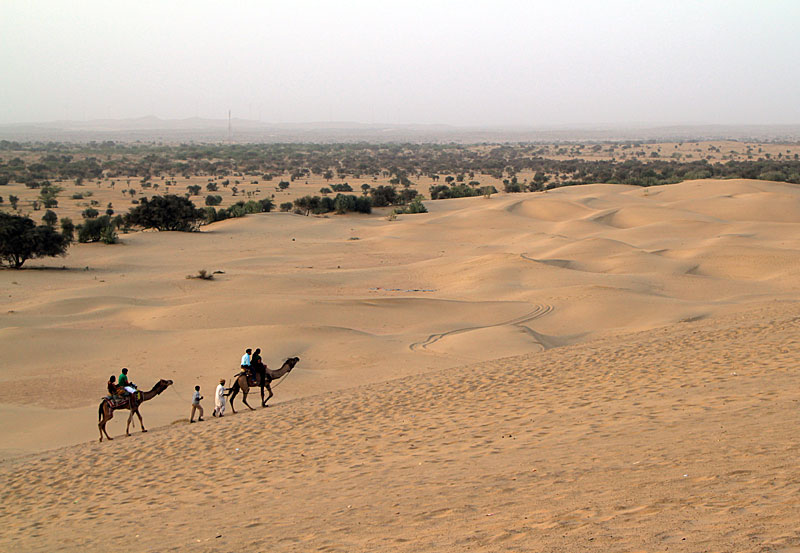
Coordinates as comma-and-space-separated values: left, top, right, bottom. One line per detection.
1, 178, 800, 551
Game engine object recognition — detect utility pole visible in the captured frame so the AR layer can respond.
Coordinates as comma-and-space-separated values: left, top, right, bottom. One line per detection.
227, 109, 232, 143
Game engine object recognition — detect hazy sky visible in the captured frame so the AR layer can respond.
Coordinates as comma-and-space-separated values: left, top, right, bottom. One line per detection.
2, 0, 799, 126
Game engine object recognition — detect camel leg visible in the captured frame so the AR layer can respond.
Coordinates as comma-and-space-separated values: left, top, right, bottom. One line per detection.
228, 387, 238, 414
99, 407, 114, 442
137, 409, 146, 432
101, 419, 113, 441
126, 410, 135, 436
263, 381, 273, 407
260, 382, 266, 407
98, 404, 105, 442
241, 390, 254, 411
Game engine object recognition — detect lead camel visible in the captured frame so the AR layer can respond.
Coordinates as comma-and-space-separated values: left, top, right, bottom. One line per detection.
228, 357, 299, 413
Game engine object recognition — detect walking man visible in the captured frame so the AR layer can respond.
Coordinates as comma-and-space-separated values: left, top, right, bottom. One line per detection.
213, 379, 227, 418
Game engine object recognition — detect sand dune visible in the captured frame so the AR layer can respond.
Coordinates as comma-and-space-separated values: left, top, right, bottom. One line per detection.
2, 179, 799, 456
2, 178, 800, 549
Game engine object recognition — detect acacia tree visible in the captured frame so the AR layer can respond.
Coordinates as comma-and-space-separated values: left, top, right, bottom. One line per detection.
0, 213, 70, 268
126, 194, 205, 231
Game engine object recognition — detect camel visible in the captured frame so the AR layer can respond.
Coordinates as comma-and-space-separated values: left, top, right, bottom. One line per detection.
98, 379, 173, 442
228, 357, 299, 413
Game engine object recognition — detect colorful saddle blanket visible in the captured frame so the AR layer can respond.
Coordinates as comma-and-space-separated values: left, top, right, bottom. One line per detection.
104, 395, 130, 409
104, 391, 141, 409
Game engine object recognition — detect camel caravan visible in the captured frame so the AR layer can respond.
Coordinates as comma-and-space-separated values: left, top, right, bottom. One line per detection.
98, 349, 300, 442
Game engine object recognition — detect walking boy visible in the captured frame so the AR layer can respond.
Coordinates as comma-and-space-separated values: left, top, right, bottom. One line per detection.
190, 385, 204, 422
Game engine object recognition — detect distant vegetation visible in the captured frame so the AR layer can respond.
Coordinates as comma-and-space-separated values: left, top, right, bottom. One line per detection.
1, 141, 799, 258
1, 141, 798, 191
292, 194, 372, 216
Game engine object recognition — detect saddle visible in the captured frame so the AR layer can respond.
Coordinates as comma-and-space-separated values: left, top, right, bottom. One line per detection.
240, 367, 258, 387
103, 391, 141, 409
104, 395, 131, 409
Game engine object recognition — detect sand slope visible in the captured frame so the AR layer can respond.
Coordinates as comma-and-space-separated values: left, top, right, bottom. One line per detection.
1, 302, 798, 552
2, 178, 800, 550
1, 179, 800, 456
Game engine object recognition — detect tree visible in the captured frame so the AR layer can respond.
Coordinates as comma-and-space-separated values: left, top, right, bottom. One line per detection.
0, 213, 70, 268
42, 209, 58, 227
333, 194, 371, 214
39, 184, 62, 208
205, 194, 223, 206
330, 183, 353, 192
398, 188, 419, 204
9, 195, 18, 210
0, 175, 9, 186
258, 198, 275, 212
187, 184, 202, 195
369, 185, 398, 207
78, 215, 117, 244
60, 217, 75, 242
293, 196, 316, 216
280, 202, 293, 212
82, 207, 100, 219
126, 194, 205, 231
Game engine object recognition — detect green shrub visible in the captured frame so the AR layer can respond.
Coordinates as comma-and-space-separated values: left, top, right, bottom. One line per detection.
757, 170, 787, 182
683, 169, 712, 180
205, 194, 223, 206
394, 197, 427, 214
78, 215, 117, 243
429, 184, 482, 200
333, 194, 371, 214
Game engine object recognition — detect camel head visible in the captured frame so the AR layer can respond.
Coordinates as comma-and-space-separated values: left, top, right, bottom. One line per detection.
286, 357, 300, 371
155, 379, 174, 394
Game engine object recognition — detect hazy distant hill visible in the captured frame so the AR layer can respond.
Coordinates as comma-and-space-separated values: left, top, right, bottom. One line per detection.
1, 117, 799, 143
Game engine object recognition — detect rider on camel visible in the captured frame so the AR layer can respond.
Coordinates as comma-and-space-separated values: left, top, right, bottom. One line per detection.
251, 348, 267, 386
118, 368, 137, 395
107, 375, 122, 397
240, 348, 252, 378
